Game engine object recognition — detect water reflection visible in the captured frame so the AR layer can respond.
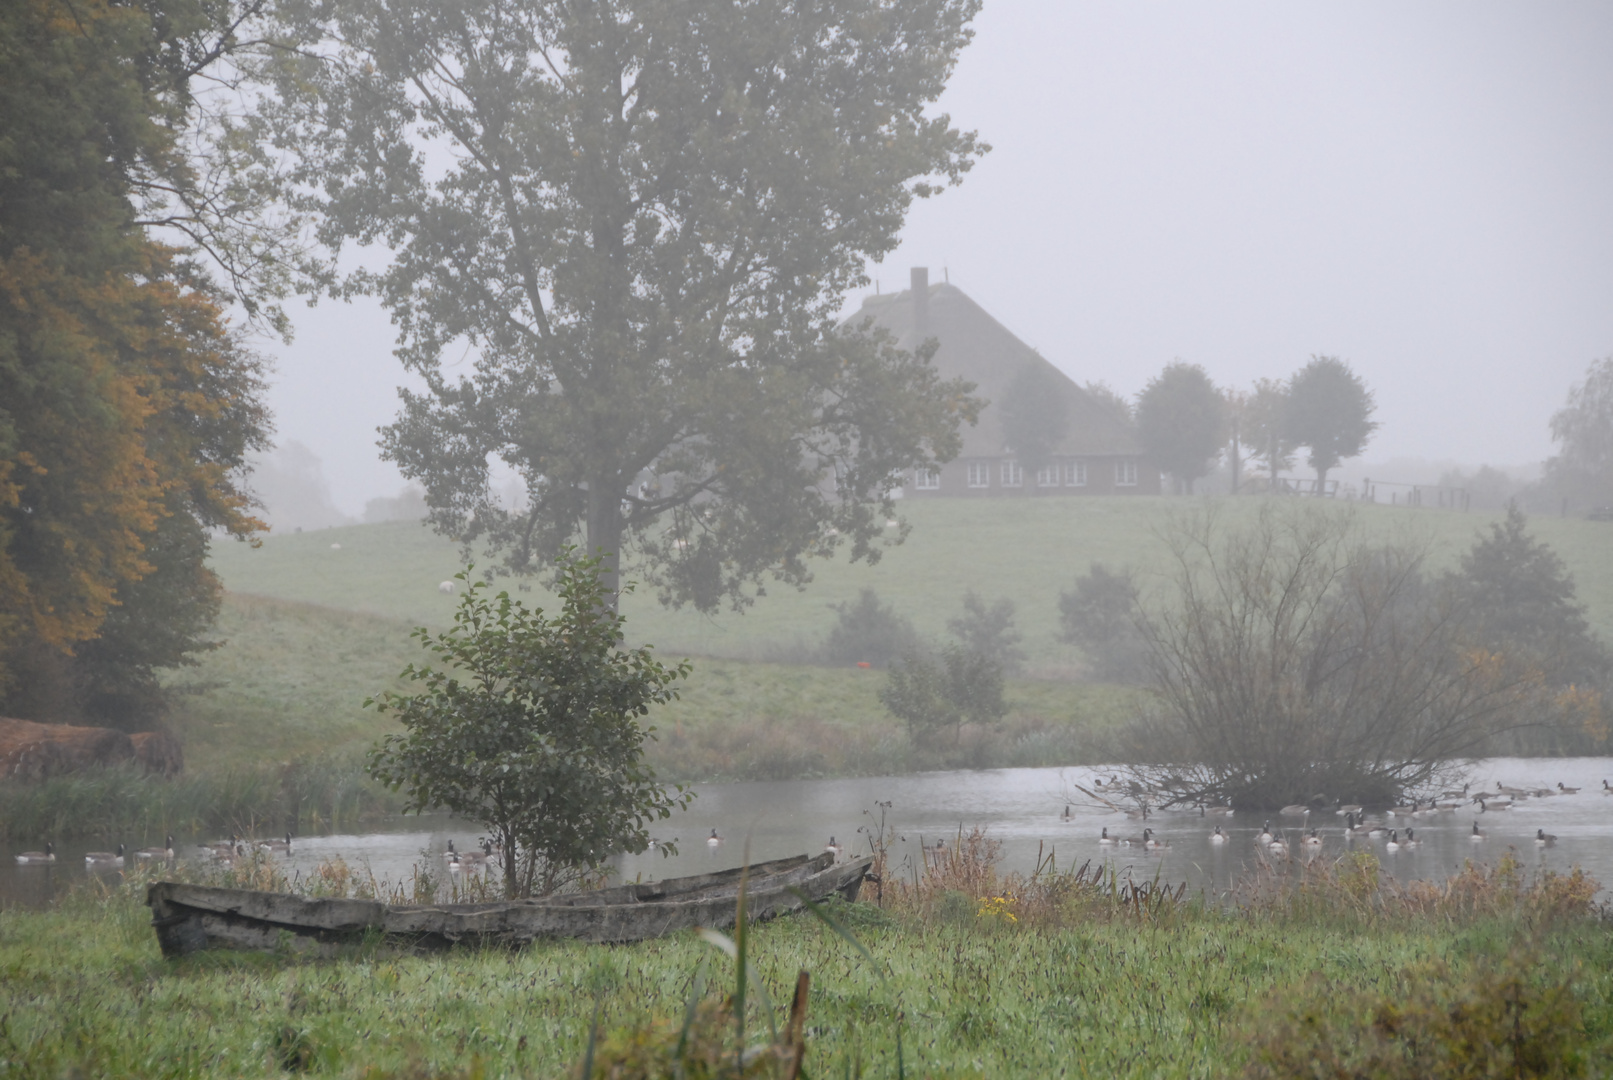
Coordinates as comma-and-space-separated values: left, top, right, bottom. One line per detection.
7, 758, 1613, 907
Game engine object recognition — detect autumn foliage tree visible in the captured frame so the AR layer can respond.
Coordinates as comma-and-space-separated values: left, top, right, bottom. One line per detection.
0, 0, 272, 724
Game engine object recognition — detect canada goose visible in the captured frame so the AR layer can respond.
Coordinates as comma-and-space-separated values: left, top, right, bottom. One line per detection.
1266, 835, 1289, 857
15, 843, 55, 865
1475, 796, 1512, 812
1558, 783, 1581, 795
1257, 821, 1275, 844
442, 840, 461, 860
258, 833, 292, 854
1536, 829, 1558, 848
1471, 822, 1486, 841
1603, 779, 1612, 795
1098, 828, 1116, 846
85, 844, 125, 868
1210, 826, 1227, 844
825, 836, 843, 857
1403, 828, 1421, 849
134, 835, 175, 861
1366, 821, 1388, 838
203, 835, 240, 858
706, 829, 722, 848
1120, 832, 1146, 848
449, 842, 489, 869
1389, 799, 1417, 818
1335, 803, 1363, 817
1144, 829, 1169, 851
1385, 831, 1401, 853
1061, 805, 1073, 821
1303, 830, 1322, 849
1279, 804, 1310, 817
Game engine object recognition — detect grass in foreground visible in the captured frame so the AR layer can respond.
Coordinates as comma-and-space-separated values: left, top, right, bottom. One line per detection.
1, 849, 1609, 1078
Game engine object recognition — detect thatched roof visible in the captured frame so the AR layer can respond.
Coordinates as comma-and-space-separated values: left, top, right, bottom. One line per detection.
846, 274, 1141, 459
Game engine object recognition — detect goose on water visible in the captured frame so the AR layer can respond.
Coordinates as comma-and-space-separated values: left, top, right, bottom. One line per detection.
1144, 828, 1169, 851
1335, 803, 1364, 817
825, 837, 843, 857
707, 829, 722, 848
1536, 829, 1558, 848
1302, 830, 1322, 850
1266, 835, 1289, 857
258, 833, 292, 854
134, 835, 175, 861
1403, 828, 1421, 849
1558, 783, 1581, 795
85, 844, 125, 868
1471, 823, 1487, 842
1279, 804, 1310, 818
1098, 828, 1116, 846
1385, 831, 1401, 853
1210, 826, 1227, 844
1256, 821, 1275, 844
15, 843, 55, 865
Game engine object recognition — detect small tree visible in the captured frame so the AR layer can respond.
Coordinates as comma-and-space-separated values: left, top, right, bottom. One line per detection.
821, 589, 919, 668
880, 644, 1007, 746
1135, 362, 1225, 493
1282, 356, 1377, 491
367, 555, 691, 898
1058, 564, 1148, 684
947, 591, 1025, 674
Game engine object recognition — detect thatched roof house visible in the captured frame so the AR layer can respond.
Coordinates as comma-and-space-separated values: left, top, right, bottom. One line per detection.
850, 269, 1160, 497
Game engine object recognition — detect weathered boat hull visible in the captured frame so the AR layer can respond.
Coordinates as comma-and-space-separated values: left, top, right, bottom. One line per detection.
146, 853, 871, 957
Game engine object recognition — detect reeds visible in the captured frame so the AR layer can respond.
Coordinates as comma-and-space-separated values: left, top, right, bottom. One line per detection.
0, 758, 402, 842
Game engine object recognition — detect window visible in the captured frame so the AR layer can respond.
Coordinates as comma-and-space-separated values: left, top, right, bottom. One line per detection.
1036, 464, 1059, 488
1116, 460, 1138, 487
1000, 459, 1022, 487
915, 467, 940, 490
1063, 461, 1087, 487
966, 461, 990, 488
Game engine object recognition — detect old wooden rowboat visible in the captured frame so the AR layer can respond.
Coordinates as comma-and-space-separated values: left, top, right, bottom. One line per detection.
146, 851, 871, 957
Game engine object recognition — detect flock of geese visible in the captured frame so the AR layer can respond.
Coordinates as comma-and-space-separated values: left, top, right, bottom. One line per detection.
1075, 779, 1609, 856
12, 832, 296, 867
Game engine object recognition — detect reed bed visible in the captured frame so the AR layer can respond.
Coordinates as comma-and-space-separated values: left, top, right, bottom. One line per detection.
0, 758, 403, 842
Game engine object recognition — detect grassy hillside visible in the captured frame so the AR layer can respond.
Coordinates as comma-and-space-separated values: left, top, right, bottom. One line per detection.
165, 594, 1138, 782
210, 497, 1613, 674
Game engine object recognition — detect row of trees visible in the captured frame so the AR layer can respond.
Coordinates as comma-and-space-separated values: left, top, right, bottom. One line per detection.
0, 0, 283, 726
1131, 357, 1378, 496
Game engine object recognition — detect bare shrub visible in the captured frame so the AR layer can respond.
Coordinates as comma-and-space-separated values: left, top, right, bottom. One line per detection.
1130, 504, 1547, 810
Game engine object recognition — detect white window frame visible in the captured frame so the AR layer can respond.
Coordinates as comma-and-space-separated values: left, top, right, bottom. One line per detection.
1063, 461, 1087, 487
1036, 463, 1059, 488
1000, 459, 1023, 487
1116, 460, 1138, 487
966, 461, 990, 488
915, 467, 941, 491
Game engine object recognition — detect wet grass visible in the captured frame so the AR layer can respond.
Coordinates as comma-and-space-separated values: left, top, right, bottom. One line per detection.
1, 860, 1610, 1079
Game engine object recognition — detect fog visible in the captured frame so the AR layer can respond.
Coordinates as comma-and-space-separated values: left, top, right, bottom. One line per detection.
263, 2, 1613, 516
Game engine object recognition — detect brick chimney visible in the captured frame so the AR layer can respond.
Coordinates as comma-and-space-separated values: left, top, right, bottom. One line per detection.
911, 267, 929, 338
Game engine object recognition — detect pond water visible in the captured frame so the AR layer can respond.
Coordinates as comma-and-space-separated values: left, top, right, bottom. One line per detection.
7, 757, 1613, 908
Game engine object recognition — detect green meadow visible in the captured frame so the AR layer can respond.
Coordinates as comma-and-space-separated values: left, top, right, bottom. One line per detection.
1, 860, 1609, 1079
174, 496, 1613, 781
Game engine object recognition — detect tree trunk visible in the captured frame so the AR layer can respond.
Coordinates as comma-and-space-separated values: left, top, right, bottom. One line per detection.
585, 480, 626, 611
1229, 420, 1241, 495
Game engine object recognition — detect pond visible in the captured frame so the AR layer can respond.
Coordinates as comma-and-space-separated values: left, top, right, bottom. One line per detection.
7, 757, 1613, 908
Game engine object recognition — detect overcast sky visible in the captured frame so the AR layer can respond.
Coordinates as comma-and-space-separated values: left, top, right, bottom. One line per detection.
262, 1, 1613, 514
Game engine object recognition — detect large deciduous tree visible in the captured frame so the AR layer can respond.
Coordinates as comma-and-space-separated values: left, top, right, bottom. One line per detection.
0, 0, 273, 722
1545, 356, 1613, 510
1135, 362, 1224, 494
1282, 356, 1377, 492
259, 0, 986, 609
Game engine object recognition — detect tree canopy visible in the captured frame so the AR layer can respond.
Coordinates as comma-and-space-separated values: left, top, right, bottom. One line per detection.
999, 360, 1070, 476
258, 0, 986, 610
0, 0, 272, 721
368, 557, 690, 898
1135, 362, 1224, 493
1282, 356, 1376, 490
1546, 356, 1613, 510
